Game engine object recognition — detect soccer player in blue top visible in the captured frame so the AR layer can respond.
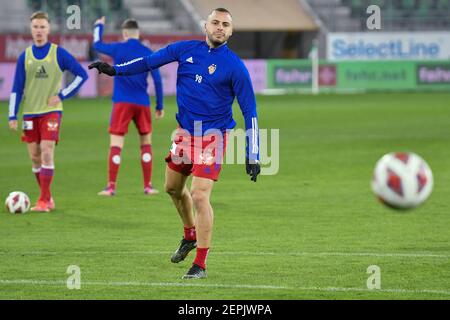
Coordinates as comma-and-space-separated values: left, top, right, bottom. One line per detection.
8, 11, 87, 212
89, 8, 261, 279
93, 17, 164, 196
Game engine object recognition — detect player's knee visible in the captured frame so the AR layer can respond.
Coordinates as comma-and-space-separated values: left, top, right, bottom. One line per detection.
30, 153, 41, 165
40, 151, 54, 167
190, 189, 209, 206
40, 143, 54, 154
41, 157, 53, 167
165, 183, 182, 198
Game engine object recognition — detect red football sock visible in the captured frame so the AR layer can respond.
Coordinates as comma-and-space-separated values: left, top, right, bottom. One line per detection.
108, 146, 122, 188
39, 166, 54, 202
140, 144, 152, 187
32, 167, 41, 186
184, 226, 196, 241
193, 247, 209, 270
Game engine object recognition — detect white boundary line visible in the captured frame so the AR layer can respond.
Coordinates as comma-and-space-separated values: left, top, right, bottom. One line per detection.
0, 279, 449, 296
0, 280, 286, 290
0, 251, 448, 258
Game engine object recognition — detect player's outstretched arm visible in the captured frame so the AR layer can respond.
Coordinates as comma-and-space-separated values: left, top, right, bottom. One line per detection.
89, 41, 187, 77
88, 61, 116, 76
88, 55, 151, 76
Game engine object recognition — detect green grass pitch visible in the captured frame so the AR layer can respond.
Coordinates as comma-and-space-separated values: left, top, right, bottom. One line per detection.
1, 93, 449, 299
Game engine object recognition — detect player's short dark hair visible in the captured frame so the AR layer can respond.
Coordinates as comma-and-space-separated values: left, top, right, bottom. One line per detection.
30, 11, 50, 22
121, 19, 139, 30
211, 8, 232, 17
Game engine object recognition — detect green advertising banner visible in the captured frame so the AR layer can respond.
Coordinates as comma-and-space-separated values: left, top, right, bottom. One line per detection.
267, 60, 337, 89
416, 62, 450, 90
266, 59, 449, 92
267, 60, 313, 88
337, 61, 416, 90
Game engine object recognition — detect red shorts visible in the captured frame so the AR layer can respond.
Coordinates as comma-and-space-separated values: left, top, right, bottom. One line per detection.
21, 112, 62, 144
165, 128, 228, 181
109, 102, 151, 136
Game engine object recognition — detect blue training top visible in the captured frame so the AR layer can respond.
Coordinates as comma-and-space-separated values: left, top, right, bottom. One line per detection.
114, 40, 259, 160
93, 23, 163, 109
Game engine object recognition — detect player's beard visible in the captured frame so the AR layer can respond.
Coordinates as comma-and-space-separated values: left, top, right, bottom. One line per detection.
207, 32, 227, 48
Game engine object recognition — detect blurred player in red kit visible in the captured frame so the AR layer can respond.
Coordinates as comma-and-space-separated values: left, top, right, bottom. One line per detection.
93, 17, 164, 196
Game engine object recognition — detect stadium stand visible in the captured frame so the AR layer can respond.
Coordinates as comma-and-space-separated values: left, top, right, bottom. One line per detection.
0, 1, 32, 33
122, 0, 175, 33
305, 0, 450, 58
188, 0, 318, 31
9, 1, 448, 59
0, 0, 186, 34
183, 0, 319, 59
2, 0, 449, 34
308, 0, 450, 31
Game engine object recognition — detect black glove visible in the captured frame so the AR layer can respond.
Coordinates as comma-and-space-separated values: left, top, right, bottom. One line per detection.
246, 158, 261, 182
88, 61, 116, 76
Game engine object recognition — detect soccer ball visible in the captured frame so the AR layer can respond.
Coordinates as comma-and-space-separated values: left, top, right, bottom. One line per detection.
371, 152, 433, 210
5, 191, 31, 214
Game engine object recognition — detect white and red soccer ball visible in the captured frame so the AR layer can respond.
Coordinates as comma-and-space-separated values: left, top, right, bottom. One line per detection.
372, 152, 433, 210
5, 191, 30, 214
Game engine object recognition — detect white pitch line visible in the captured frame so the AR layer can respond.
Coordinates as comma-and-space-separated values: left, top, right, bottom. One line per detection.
216, 251, 450, 259
291, 286, 450, 296
0, 279, 449, 296
0, 279, 286, 290
0, 251, 448, 259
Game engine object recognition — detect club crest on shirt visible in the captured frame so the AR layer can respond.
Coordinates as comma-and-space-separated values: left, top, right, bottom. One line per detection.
208, 64, 217, 75
47, 119, 59, 131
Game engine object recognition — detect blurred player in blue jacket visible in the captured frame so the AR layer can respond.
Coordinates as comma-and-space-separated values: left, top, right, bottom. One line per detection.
93, 17, 164, 196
